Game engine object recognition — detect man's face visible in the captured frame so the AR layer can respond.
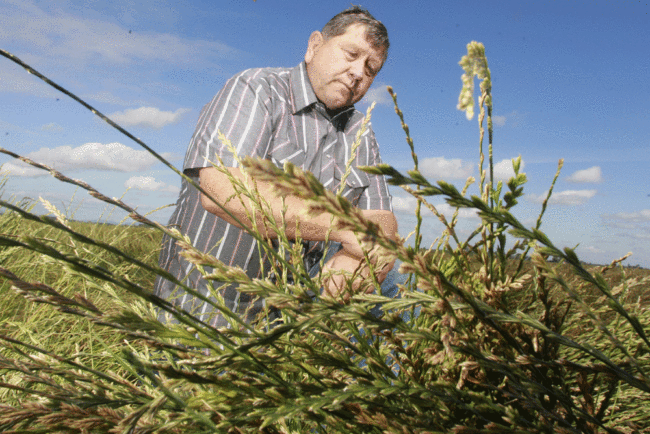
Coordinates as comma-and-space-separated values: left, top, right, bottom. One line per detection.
305, 24, 384, 111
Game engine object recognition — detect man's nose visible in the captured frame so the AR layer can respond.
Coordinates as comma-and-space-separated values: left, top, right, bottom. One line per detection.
349, 59, 364, 82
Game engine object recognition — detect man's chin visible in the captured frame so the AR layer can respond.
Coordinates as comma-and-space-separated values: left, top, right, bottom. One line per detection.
324, 99, 350, 111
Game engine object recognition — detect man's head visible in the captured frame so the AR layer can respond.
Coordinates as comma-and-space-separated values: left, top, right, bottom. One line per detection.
305, 6, 389, 111
321, 6, 389, 60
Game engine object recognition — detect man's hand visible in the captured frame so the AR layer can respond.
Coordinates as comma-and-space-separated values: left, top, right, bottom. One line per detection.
333, 209, 398, 258
320, 242, 395, 300
320, 208, 397, 299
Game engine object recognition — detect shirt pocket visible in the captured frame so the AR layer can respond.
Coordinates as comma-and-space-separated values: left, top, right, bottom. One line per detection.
269, 140, 306, 169
334, 166, 370, 207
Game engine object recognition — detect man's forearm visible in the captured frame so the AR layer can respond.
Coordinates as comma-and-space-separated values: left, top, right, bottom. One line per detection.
199, 166, 397, 254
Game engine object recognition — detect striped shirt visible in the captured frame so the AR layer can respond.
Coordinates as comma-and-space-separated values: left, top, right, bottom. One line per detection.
154, 62, 392, 327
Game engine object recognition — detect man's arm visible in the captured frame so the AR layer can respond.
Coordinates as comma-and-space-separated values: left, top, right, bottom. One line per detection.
199, 166, 397, 295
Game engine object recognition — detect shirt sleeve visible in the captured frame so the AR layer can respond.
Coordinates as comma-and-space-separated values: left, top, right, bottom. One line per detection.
182, 69, 273, 173
356, 125, 393, 212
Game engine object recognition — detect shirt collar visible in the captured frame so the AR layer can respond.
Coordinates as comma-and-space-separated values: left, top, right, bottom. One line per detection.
290, 62, 318, 114
290, 62, 355, 123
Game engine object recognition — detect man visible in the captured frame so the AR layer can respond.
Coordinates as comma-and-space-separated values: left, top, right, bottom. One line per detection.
154, 6, 398, 327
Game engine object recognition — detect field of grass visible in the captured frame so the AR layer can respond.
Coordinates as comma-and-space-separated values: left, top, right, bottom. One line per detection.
2, 203, 650, 432
0, 205, 162, 402
4, 210, 648, 352
2, 41, 650, 433
0, 210, 161, 317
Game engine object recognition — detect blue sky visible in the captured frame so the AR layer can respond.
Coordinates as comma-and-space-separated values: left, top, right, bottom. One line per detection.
1, 0, 649, 267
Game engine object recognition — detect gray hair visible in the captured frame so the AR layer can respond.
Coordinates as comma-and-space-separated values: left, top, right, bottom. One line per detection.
321, 6, 389, 59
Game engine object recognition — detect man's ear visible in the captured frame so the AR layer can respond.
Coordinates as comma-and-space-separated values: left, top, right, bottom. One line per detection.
305, 31, 324, 64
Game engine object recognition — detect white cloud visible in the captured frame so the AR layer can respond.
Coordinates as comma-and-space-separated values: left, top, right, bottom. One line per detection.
2, 143, 173, 176
527, 189, 597, 205
582, 246, 605, 254
40, 122, 63, 132
361, 83, 392, 106
493, 115, 506, 127
0, 1, 236, 68
391, 194, 418, 214
420, 157, 474, 180
84, 91, 144, 107
601, 210, 650, 250
603, 209, 650, 223
0, 0, 239, 99
436, 203, 480, 220
1, 161, 45, 177
390, 189, 479, 221
108, 107, 190, 129
125, 176, 179, 193
0, 62, 59, 97
492, 158, 525, 181
14, 189, 72, 202
566, 166, 603, 183
491, 111, 525, 128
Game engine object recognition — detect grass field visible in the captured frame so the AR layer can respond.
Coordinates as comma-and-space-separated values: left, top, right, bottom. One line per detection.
1, 42, 650, 432
0, 206, 162, 401
5, 211, 648, 343
2, 206, 650, 432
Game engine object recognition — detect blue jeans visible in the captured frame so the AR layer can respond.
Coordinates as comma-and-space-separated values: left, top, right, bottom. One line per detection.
370, 265, 407, 317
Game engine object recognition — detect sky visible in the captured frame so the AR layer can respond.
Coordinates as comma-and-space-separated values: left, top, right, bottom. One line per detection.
1, 0, 649, 267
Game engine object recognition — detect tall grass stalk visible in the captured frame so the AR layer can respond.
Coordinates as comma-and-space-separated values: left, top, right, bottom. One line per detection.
1, 42, 650, 433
